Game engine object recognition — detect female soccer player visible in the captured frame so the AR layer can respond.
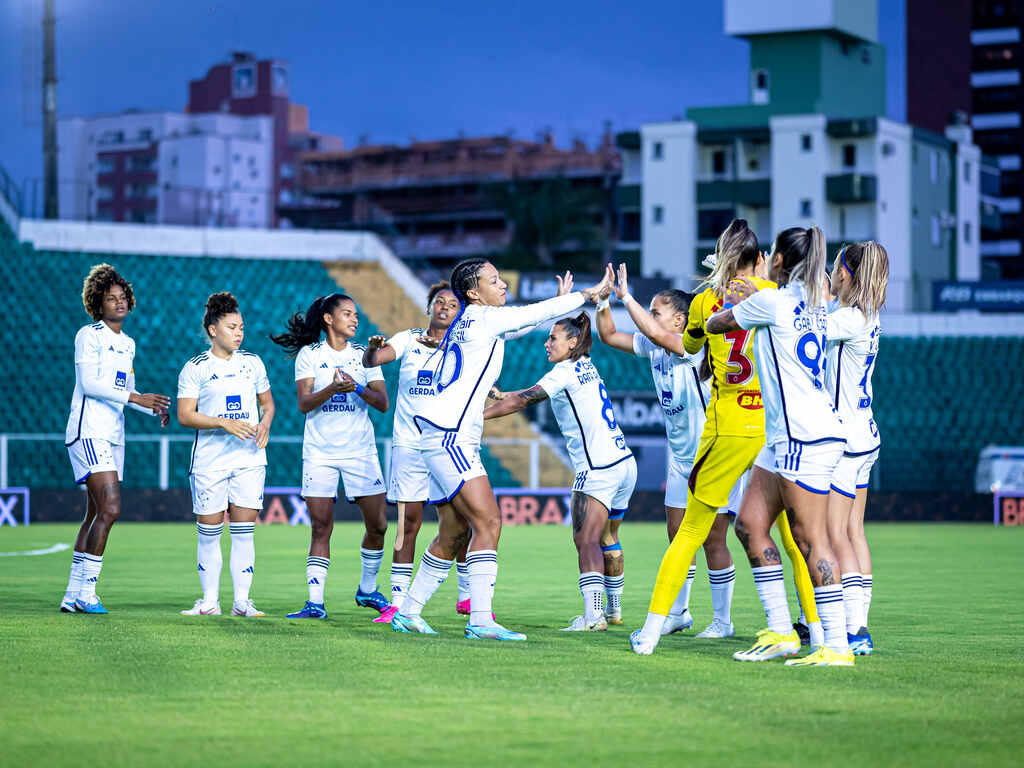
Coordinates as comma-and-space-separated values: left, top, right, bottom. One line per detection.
60, 264, 170, 614
389, 258, 610, 641
594, 272, 737, 638
178, 292, 274, 618
271, 293, 390, 620
709, 226, 853, 667
825, 241, 889, 656
360, 282, 474, 622
484, 313, 636, 631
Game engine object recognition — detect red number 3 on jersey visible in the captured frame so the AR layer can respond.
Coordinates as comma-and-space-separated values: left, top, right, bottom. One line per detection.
724, 329, 754, 385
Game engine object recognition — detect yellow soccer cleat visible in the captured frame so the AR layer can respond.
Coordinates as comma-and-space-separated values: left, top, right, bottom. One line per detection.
784, 646, 855, 667
732, 628, 801, 662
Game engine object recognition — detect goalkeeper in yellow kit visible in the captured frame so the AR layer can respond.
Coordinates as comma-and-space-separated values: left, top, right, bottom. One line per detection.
630, 218, 818, 656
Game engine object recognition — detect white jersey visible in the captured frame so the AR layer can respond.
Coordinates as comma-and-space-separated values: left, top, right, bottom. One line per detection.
388, 329, 440, 449
412, 293, 585, 439
538, 356, 632, 472
65, 321, 135, 447
295, 340, 384, 462
733, 280, 845, 447
826, 307, 881, 455
633, 333, 709, 462
177, 349, 271, 473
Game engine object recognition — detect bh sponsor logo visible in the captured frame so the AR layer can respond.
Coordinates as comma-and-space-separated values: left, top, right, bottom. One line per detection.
737, 390, 763, 410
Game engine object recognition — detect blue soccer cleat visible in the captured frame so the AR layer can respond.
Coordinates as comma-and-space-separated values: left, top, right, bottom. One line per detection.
848, 629, 873, 656
286, 601, 327, 619
391, 611, 439, 634
464, 622, 526, 641
74, 597, 108, 614
355, 588, 391, 613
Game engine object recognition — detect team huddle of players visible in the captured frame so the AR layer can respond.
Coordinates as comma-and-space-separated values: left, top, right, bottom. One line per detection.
58, 216, 888, 666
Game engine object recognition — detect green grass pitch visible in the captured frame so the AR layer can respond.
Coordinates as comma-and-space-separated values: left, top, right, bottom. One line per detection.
0, 522, 1021, 766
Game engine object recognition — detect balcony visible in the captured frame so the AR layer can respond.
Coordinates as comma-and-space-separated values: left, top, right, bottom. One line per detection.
696, 178, 770, 206
614, 184, 640, 209
826, 173, 877, 203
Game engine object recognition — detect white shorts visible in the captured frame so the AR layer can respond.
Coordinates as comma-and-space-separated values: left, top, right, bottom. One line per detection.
67, 438, 124, 484
302, 455, 385, 501
574, 457, 637, 520
419, 429, 486, 505
665, 455, 745, 514
831, 448, 879, 498
190, 465, 266, 514
754, 439, 844, 496
388, 445, 431, 504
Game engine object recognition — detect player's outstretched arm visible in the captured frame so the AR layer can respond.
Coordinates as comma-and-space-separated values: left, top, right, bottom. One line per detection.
483, 385, 549, 420
593, 269, 635, 354
363, 335, 396, 367
705, 308, 740, 335
614, 263, 686, 356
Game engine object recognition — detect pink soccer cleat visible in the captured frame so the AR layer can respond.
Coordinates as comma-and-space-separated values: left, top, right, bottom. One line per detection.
373, 605, 400, 624
456, 598, 471, 615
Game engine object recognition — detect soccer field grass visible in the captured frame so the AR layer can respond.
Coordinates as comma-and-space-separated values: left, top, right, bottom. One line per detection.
0, 522, 1021, 766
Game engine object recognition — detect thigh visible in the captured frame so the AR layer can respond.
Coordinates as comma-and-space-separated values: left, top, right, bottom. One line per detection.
609, 458, 637, 516
69, 438, 120, 485
664, 455, 692, 510
779, 477, 830, 541
421, 433, 486, 505
689, 434, 762, 509
302, 461, 340, 501
388, 446, 431, 504
228, 466, 266, 511
191, 470, 230, 517
572, 492, 609, 538
449, 474, 500, 530
84, 469, 121, 511
339, 454, 385, 501
735, 465, 783, 535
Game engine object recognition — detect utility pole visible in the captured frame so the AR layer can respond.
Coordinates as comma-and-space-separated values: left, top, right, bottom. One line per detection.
42, 0, 58, 219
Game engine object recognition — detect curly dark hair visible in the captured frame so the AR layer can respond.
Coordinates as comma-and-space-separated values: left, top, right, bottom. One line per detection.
203, 292, 241, 337
81, 263, 135, 321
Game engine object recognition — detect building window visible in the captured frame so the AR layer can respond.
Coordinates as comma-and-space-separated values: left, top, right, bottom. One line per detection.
280, 163, 295, 179
652, 205, 664, 224
232, 63, 257, 98
843, 144, 856, 168
652, 142, 663, 160
698, 208, 736, 240
931, 213, 941, 246
97, 157, 116, 174
138, 128, 153, 142
712, 150, 726, 175
752, 68, 769, 105
912, 206, 919, 226
94, 185, 113, 201
233, 153, 241, 163
930, 150, 939, 183
130, 155, 155, 172
801, 134, 812, 152
964, 220, 972, 244
964, 161, 972, 183
800, 199, 813, 218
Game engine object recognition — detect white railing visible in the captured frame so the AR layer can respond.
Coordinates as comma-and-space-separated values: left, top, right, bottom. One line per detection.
0, 433, 547, 490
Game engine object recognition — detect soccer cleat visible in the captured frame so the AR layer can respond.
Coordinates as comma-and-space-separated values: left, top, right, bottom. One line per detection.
355, 588, 391, 613
629, 629, 657, 655
661, 609, 694, 635
286, 601, 327, 619
231, 600, 265, 617
391, 612, 439, 634
456, 598, 471, 615
373, 605, 400, 624
848, 628, 873, 656
696, 618, 735, 638
59, 597, 77, 613
181, 599, 222, 616
793, 621, 811, 644
465, 622, 526, 641
732, 629, 801, 662
785, 646, 855, 667
561, 614, 608, 632
74, 597, 108, 614
605, 607, 623, 626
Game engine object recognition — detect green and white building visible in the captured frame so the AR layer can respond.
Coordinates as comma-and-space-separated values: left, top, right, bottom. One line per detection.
616, 0, 981, 312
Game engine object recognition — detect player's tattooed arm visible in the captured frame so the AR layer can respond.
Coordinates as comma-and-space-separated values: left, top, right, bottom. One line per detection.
570, 492, 588, 533
483, 385, 548, 420
705, 308, 740, 335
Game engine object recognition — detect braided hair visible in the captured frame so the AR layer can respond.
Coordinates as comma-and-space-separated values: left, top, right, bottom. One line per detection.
271, 292, 354, 356
449, 258, 489, 305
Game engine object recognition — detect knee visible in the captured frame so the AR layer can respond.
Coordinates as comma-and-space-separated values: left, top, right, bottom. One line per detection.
311, 516, 334, 540
367, 518, 387, 538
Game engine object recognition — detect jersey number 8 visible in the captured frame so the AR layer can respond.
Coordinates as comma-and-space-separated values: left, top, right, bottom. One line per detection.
598, 383, 617, 431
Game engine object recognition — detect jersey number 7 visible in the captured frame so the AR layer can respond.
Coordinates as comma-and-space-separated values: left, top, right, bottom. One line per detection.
723, 330, 754, 385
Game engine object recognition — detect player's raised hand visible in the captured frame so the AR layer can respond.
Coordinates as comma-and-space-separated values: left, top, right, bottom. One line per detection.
367, 334, 387, 349
581, 267, 612, 303
726, 277, 759, 304
415, 333, 442, 348
334, 369, 357, 393
613, 263, 630, 300
555, 270, 574, 296
131, 392, 171, 412
222, 419, 256, 441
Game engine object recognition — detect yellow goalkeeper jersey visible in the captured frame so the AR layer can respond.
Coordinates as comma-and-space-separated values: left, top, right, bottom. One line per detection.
683, 278, 776, 438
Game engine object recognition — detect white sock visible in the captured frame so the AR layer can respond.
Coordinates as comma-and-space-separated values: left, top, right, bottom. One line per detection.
862, 574, 873, 626
707, 565, 735, 623
307, 555, 329, 605
752, 565, 792, 634
466, 549, 498, 626
197, 523, 223, 604
402, 550, 453, 616
390, 562, 413, 606
579, 571, 604, 623
670, 564, 696, 615
78, 553, 103, 601
64, 550, 85, 602
359, 547, 384, 593
841, 572, 865, 633
603, 574, 624, 616
229, 522, 255, 605
809, 621, 825, 649
814, 584, 848, 653
456, 561, 470, 602
640, 610, 667, 640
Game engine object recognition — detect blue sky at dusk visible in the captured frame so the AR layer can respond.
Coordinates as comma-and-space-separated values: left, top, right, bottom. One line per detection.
0, 0, 905, 200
